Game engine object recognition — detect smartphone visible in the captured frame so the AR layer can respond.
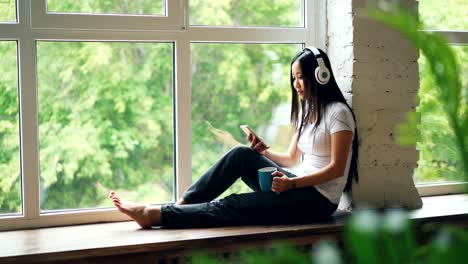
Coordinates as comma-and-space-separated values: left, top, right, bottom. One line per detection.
240, 125, 269, 149
240, 125, 258, 138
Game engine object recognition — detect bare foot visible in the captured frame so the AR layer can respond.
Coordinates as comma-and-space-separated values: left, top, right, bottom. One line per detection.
108, 191, 161, 229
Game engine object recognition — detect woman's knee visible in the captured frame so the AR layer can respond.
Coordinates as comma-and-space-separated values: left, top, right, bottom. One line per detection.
229, 145, 257, 157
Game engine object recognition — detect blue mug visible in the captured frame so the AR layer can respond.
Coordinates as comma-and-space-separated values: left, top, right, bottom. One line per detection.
258, 167, 277, 192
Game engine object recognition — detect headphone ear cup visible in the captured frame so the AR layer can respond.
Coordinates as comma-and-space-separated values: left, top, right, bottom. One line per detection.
315, 66, 330, 85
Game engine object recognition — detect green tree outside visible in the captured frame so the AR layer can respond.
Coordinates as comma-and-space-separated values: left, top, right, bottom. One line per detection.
47, 0, 164, 15
36, 41, 174, 210
0, 0, 15, 22
189, 0, 302, 27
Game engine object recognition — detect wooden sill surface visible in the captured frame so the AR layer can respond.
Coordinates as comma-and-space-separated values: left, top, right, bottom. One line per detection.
0, 221, 343, 263
0, 194, 467, 263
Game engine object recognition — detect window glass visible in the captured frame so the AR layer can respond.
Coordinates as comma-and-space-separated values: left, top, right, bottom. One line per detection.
191, 43, 301, 196
47, 0, 165, 16
0, 41, 21, 215
0, 0, 16, 22
37, 41, 174, 212
418, 0, 468, 30
190, 0, 303, 27
416, 45, 467, 184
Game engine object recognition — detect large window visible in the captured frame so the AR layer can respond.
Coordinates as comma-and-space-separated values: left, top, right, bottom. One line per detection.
0, 0, 320, 230
416, 0, 468, 194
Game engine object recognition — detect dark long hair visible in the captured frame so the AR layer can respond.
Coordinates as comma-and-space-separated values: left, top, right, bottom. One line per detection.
290, 47, 359, 192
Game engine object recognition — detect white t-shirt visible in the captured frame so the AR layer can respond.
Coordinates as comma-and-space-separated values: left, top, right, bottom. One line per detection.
292, 102, 355, 204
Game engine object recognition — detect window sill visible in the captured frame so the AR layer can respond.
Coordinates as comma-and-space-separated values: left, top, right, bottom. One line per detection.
0, 194, 467, 264
417, 182, 468, 197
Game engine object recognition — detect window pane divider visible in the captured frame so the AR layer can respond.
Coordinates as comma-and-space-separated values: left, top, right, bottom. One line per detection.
18, 37, 40, 221
29, 29, 183, 42
187, 27, 308, 42
0, 25, 24, 38
30, 0, 183, 31
174, 39, 192, 199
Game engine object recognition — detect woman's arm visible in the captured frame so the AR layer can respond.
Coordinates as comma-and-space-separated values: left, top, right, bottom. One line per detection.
250, 131, 302, 168
271, 130, 353, 192
263, 131, 302, 168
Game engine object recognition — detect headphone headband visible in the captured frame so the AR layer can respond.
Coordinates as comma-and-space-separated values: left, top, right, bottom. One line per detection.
304, 46, 321, 58
303, 46, 330, 85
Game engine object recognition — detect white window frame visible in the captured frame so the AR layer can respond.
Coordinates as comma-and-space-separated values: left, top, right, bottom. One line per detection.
30, 0, 183, 31
417, 182, 468, 197
0, 0, 326, 231
415, 26, 468, 196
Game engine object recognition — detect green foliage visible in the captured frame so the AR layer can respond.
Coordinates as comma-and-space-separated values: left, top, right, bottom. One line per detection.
396, 111, 420, 146
421, 226, 468, 264
418, 0, 468, 30
47, 0, 164, 15
367, 2, 467, 184
192, 243, 312, 264
344, 210, 468, 264
36, 41, 174, 210
190, 0, 302, 27
345, 210, 417, 264
0, 0, 15, 22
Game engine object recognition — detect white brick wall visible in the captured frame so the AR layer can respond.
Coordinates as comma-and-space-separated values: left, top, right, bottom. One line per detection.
328, 0, 423, 209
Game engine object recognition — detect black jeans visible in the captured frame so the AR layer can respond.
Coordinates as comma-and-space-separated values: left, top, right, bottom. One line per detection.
160, 146, 337, 228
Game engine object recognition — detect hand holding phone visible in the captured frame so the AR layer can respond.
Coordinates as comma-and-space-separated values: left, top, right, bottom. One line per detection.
240, 125, 258, 138
240, 125, 269, 154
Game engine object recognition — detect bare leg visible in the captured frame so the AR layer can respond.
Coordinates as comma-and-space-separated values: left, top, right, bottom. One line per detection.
108, 191, 161, 229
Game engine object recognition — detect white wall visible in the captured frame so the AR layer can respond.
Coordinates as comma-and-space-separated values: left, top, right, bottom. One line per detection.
327, 0, 423, 209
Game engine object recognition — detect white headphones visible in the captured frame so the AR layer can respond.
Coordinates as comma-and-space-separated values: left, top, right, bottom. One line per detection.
303, 47, 330, 85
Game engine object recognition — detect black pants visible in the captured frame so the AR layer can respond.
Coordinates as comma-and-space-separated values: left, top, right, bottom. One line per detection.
160, 146, 337, 228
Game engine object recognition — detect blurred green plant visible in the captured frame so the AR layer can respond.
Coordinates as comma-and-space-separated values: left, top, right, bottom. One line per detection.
345, 210, 468, 264
193, 243, 312, 264
367, 2, 467, 185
